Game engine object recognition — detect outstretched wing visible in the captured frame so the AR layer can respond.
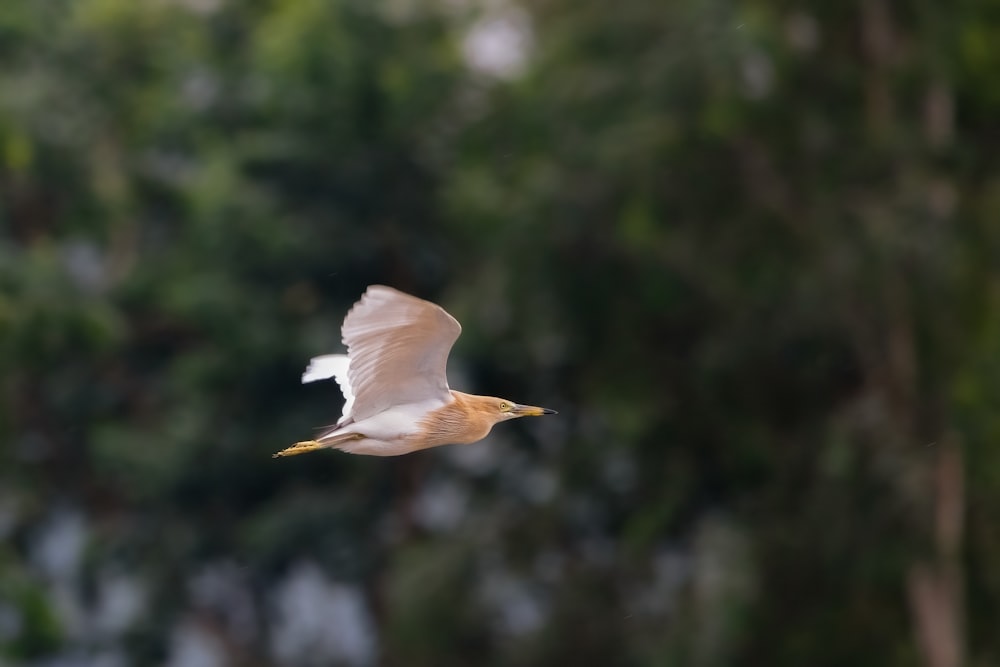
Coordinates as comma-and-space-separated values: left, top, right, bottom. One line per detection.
302, 354, 354, 423
341, 285, 461, 421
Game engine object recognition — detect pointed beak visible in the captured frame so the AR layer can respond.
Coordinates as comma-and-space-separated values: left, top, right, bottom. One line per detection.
512, 404, 558, 417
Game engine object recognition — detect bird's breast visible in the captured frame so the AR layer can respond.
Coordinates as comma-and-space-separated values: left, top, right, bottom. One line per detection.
415, 397, 494, 447
346, 395, 494, 453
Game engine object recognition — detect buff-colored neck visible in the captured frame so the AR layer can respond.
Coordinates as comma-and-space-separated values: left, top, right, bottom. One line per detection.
416, 391, 501, 447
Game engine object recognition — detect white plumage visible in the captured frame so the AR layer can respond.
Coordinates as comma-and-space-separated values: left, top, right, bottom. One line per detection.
301, 354, 353, 422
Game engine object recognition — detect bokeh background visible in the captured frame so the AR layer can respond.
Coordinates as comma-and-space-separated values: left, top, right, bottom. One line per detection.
2, 1, 998, 665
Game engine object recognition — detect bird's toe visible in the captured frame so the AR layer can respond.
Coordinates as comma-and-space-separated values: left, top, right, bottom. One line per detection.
272, 440, 323, 458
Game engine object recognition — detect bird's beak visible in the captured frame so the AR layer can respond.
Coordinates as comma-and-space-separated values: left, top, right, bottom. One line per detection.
512, 403, 558, 417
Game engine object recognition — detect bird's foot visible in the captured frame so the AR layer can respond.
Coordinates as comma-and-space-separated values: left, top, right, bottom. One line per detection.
272, 440, 324, 458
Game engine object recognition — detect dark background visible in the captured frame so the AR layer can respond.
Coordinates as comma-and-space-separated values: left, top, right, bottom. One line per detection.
1, 1, 997, 666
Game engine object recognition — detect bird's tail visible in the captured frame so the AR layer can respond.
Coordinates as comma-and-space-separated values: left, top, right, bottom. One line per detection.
272, 431, 362, 458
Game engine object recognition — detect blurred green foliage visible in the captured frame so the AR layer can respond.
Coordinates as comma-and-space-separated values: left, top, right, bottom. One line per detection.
1, 0, 998, 666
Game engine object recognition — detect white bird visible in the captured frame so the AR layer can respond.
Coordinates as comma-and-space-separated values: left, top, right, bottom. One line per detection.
274, 285, 556, 457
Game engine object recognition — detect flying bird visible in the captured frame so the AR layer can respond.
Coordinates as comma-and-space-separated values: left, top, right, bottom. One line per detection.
274, 285, 556, 457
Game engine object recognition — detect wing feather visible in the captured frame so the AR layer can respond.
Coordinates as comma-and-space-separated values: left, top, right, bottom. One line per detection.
340, 285, 461, 421
301, 354, 354, 422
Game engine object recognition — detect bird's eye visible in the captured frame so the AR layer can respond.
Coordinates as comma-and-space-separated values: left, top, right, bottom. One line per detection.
499, 402, 509, 412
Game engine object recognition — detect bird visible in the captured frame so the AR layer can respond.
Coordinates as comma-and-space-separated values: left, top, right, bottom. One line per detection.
274, 285, 556, 458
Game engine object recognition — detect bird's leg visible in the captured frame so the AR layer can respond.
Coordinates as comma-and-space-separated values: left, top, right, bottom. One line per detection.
272, 433, 364, 458
272, 440, 324, 458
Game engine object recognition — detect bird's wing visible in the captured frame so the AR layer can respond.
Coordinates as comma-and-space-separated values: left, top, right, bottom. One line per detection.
341, 285, 461, 421
301, 354, 354, 422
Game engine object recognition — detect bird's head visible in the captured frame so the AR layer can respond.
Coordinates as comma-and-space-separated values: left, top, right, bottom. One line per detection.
489, 397, 558, 422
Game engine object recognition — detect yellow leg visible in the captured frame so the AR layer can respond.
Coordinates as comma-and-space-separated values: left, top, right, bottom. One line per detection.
272, 440, 324, 458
